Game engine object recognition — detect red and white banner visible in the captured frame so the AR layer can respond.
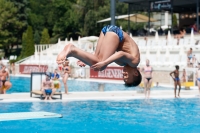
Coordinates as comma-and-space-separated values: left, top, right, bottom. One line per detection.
19, 65, 48, 74
90, 67, 123, 80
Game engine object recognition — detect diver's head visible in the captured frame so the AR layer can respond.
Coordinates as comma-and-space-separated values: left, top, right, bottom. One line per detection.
123, 65, 142, 87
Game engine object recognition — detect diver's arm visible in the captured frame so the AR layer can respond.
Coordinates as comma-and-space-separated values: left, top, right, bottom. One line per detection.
91, 51, 135, 71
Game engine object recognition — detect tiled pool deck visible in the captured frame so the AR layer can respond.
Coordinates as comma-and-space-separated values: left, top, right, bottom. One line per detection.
1, 75, 199, 102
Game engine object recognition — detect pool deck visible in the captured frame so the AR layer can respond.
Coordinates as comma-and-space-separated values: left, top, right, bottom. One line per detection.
0, 89, 199, 102
1, 75, 199, 102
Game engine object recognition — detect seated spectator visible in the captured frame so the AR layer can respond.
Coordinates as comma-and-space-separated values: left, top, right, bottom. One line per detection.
41, 72, 56, 100
187, 48, 193, 67
174, 28, 186, 40
191, 23, 198, 32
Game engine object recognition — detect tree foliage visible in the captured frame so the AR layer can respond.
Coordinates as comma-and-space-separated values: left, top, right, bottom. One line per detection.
1, 0, 147, 58
20, 26, 35, 59
172, 14, 178, 28
19, 32, 27, 59
0, 0, 25, 56
34, 30, 40, 44
40, 28, 50, 44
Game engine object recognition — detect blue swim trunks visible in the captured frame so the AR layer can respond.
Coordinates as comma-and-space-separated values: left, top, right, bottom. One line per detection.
45, 89, 52, 95
175, 77, 180, 81
101, 25, 124, 42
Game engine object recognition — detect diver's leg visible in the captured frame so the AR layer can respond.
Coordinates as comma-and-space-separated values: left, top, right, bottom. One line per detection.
94, 32, 105, 56
57, 44, 100, 66
57, 32, 120, 66
98, 32, 120, 61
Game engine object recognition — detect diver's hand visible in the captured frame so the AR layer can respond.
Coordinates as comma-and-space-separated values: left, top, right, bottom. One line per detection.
77, 60, 86, 67
91, 61, 107, 71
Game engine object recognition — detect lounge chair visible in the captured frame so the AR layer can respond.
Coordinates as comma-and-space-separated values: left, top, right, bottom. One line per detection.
30, 72, 62, 99
31, 90, 62, 99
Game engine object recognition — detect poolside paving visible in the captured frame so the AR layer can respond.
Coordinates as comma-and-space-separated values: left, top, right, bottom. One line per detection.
0, 89, 199, 102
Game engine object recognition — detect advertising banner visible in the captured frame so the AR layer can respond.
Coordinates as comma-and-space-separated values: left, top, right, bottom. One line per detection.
90, 67, 123, 80
151, 0, 172, 11
20, 65, 48, 74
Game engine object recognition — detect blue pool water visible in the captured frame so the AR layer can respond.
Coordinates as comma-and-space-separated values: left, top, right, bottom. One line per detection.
9, 77, 172, 93
0, 99, 200, 133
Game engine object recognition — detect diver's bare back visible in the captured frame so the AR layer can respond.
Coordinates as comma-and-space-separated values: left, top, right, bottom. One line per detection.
117, 31, 140, 66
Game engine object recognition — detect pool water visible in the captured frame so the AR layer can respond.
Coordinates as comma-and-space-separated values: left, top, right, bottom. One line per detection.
9, 77, 172, 93
0, 99, 200, 133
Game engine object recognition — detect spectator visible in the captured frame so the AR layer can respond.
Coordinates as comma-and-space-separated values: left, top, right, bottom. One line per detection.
174, 28, 186, 42
182, 69, 187, 83
11, 63, 15, 75
196, 63, 200, 96
41, 72, 56, 100
191, 22, 198, 32
170, 65, 181, 98
51, 69, 61, 92
61, 59, 71, 94
141, 59, 153, 100
0, 66, 12, 94
187, 48, 193, 67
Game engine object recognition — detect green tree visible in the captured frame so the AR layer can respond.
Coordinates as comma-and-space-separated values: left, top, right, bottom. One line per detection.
19, 32, 27, 59
40, 28, 50, 44
25, 26, 35, 57
10, 0, 29, 48
0, 0, 25, 57
34, 30, 40, 44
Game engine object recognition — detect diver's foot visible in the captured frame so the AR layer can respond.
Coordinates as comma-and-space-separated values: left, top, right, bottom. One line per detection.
49, 97, 52, 100
56, 43, 74, 64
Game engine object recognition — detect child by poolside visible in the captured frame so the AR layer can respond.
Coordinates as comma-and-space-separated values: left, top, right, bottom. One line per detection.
51, 69, 61, 92
195, 63, 200, 96
56, 25, 141, 87
170, 65, 181, 98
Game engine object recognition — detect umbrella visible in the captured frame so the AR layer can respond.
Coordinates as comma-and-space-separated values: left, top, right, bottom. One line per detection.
97, 14, 157, 23
80, 36, 99, 51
